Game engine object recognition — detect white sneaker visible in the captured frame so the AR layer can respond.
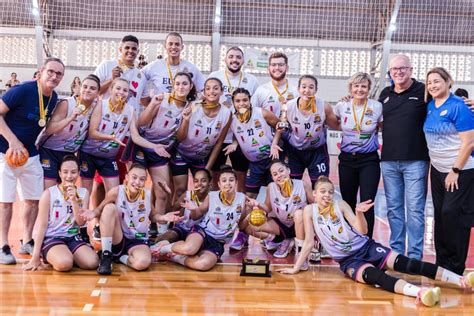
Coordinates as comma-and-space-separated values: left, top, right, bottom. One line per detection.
416, 287, 441, 307
0, 245, 16, 265
274, 239, 294, 258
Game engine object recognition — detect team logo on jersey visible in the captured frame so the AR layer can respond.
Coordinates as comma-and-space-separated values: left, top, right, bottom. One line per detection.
254, 119, 262, 129
236, 205, 242, 213
347, 268, 355, 278
65, 217, 72, 225
287, 93, 295, 100
41, 159, 50, 168
345, 107, 350, 113
138, 203, 146, 212
138, 216, 145, 222
129, 220, 135, 228
237, 126, 243, 133
293, 195, 302, 205
365, 108, 374, 116
104, 113, 110, 120
121, 117, 128, 125
215, 207, 222, 214
383, 97, 389, 103
314, 115, 321, 123
196, 119, 203, 127
305, 132, 312, 139
258, 130, 264, 137
287, 213, 294, 220
269, 96, 274, 102
203, 136, 210, 144
80, 162, 88, 172
165, 110, 173, 118
310, 137, 321, 145
440, 110, 448, 116
292, 117, 299, 123
216, 122, 222, 131
365, 120, 373, 125
251, 138, 258, 146
53, 199, 61, 207
317, 216, 324, 224
338, 226, 343, 234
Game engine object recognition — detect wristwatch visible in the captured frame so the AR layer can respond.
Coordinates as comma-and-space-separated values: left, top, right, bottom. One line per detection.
452, 167, 460, 174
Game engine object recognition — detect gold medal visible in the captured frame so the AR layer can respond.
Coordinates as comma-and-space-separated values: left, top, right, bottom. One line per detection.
278, 95, 286, 103
37, 81, 51, 128
38, 118, 46, 127
77, 104, 86, 112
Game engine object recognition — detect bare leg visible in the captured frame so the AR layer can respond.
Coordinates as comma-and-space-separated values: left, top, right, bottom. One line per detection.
127, 245, 152, 271
0, 202, 13, 246
22, 200, 39, 243
45, 244, 74, 272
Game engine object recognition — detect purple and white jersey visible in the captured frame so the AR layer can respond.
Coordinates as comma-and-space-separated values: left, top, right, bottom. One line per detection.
208, 70, 259, 143
177, 105, 231, 160
311, 202, 368, 261
286, 97, 326, 150
198, 191, 245, 243
230, 107, 273, 162
268, 179, 307, 227
424, 94, 474, 172
81, 99, 134, 159
176, 190, 203, 231
45, 185, 87, 238
115, 185, 152, 240
252, 81, 298, 118
140, 96, 185, 151
334, 99, 383, 153
39, 97, 94, 152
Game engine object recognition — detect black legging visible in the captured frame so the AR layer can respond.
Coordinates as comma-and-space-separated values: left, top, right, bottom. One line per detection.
338, 151, 380, 238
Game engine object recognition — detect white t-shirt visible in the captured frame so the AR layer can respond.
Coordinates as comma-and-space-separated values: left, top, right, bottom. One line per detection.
252, 80, 299, 118
94, 59, 147, 113
141, 58, 205, 96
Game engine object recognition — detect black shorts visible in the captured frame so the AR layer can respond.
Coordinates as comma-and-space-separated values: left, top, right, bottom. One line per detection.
190, 225, 225, 259
271, 216, 296, 239
40, 147, 73, 181
211, 144, 249, 172
132, 145, 170, 168
41, 234, 89, 262
112, 236, 148, 257
287, 143, 330, 182
170, 151, 207, 176
78, 150, 119, 178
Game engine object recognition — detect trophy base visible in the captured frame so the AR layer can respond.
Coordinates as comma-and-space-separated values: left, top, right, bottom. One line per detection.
240, 258, 271, 277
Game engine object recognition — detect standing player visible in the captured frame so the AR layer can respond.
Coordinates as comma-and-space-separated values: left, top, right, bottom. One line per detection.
285, 75, 339, 185
82, 163, 183, 275
243, 160, 314, 262
141, 32, 205, 99
208, 47, 259, 190
38, 74, 100, 189
153, 166, 246, 271
94, 35, 147, 113
171, 78, 231, 204
0, 57, 65, 263
252, 52, 298, 118
279, 176, 474, 307
23, 155, 99, 272
133, 72, 196, 224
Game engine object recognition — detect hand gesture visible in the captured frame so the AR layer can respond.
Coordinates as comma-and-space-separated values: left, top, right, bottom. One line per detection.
153, 144, 171, 158
80, 208, 98, 221
111, 137, 126, 147
71, 106, 82, 118
270, 144, 282, 160
65, 184, 77, 201
150, 94, 164, 107
245, 196, 259, 209
445, 171, 459, 192
182, 106, 192, 121
112, 66, 122, 79
161, 211, 184, 223
223, 143, 237, 156
8, 139, 27, 159
180, 199, 198, 211
355, 199, 374, 213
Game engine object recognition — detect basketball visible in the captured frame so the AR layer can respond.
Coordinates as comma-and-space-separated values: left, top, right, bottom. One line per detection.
5, 148, 29, 168
249, 208, 266, 227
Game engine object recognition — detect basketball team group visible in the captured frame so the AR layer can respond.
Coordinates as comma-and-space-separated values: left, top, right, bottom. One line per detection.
0, 32, 473, 307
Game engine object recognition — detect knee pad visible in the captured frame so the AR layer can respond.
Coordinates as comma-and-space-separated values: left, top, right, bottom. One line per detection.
393, 255, 437, 279
362, 267, 398, 293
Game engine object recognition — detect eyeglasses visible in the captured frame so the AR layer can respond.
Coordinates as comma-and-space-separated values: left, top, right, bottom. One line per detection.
46, 69, 64, 78
270, 62, 287, 68
389, 66, 411, 73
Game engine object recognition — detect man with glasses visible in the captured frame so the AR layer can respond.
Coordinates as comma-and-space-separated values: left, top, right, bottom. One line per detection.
0, 57, 65, 264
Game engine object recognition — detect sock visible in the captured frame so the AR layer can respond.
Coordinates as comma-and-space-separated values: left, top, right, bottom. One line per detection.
160, 243, 173, 254
441, 269, 462, 286
295, 238, 304, 252
170, 254, 187, 266
119, 255, 129, 265
402, 283, 421, 297
102, 237, 112, 252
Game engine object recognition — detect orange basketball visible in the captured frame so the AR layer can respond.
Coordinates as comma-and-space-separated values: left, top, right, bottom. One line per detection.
5, 148, 29, 168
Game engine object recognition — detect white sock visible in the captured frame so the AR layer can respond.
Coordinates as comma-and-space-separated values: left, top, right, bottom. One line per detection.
402, 283, 421, 297
119, 255, 129, 265
170, 254, 187, 266
441, 269, 462, 286
295, 238, 304, 247
158, 223, 169, 234
102, 237, 112, 252
160, 243, 173, 254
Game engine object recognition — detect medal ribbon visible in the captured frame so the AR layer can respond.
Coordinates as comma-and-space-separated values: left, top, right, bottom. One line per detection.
167, 59, 180, 86
237, 108, 251, 123
299, 96, 317, 113
220, 191, 235, 206
37, 81, 51, 125
224, 70, 243, 94
281, 179, 293, 198
271, 79, 289, 102
352, 99, 368, 133
318, 202, 338, 221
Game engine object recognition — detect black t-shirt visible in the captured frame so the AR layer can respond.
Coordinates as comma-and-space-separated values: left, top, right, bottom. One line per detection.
378, 79, 430, 161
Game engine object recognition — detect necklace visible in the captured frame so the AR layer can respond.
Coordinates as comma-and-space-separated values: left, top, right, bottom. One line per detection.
37, 81, 52, 127
271, 79, 289, 103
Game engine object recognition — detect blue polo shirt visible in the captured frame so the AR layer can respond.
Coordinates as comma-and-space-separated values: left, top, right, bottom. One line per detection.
0, 80, 58, 156
423, 93, 474, 173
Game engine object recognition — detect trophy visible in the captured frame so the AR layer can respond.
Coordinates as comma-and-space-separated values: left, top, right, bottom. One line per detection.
240, 208, 272, 277
276, 102, 289, 131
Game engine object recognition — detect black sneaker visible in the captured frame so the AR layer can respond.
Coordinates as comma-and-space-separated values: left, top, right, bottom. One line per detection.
97, 250, 113, 275
92, 225, 101, 241
149, 222, 158, 238
80, 227, 90, 244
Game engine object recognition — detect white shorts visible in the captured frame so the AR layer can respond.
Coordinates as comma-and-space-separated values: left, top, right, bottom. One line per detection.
0, 153, 44, 202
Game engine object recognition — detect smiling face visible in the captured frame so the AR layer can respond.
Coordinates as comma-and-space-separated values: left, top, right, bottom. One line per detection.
59, 160, 79, 186
218, 171, 236, 193
350, 79, 370, 102
173, 74, 193, 99
165, 35, 183, 59
80, 78, 100, 103
270, 162, 290, 186
233, 92, 251, 114
314, 181, 335, 208
389, 55, 413, 88
298, 77, 317, 100
268, 57, 288, 81
110, 79, 129, 101
119, 41, 139, 64
225, 49, 244, 73
39, 60, 65, 91
125, 166, 147, 194
193, 170, 211, 193
427, 72, 451, 100
203, 79, 223, 103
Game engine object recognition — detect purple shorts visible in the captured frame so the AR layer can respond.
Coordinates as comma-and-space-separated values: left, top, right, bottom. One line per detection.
41, 234, 89, 262
190, 225, 225, 259
112, 236, 148, 257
